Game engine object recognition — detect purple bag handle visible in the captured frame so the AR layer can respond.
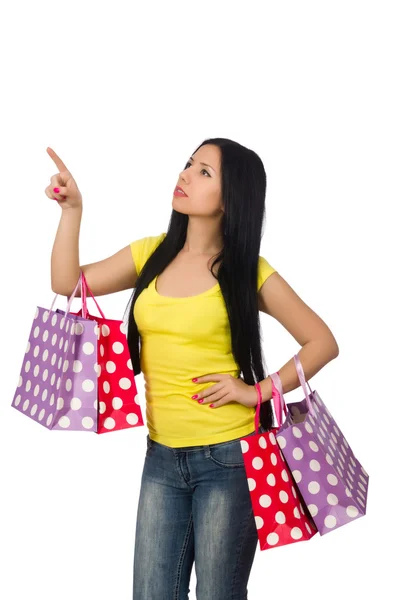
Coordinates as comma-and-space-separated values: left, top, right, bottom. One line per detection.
293, 354, 314, 413
267, 355, 314, 424
48, 270, 105, 319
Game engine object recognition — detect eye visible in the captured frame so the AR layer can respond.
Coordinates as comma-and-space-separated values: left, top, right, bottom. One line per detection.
184, 161, 210, 177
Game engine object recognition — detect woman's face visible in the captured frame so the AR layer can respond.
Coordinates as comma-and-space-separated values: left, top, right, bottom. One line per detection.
172, 144, 224, 217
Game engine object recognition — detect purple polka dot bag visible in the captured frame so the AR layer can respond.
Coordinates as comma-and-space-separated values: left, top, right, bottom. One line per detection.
273, 355, 369, 536
12, 273, 101, 431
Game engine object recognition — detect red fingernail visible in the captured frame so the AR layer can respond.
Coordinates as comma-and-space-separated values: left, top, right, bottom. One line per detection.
192, 378, 197, 382
198, 399, 204, 403
209, 404, 214, 408
53, 187, 60, 193
192, 395, 198, 399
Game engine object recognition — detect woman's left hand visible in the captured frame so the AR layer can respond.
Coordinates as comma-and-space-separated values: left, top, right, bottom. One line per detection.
191, 373, 259, 409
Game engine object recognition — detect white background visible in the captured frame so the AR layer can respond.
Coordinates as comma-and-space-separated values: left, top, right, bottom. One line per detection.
0, 1, 395, 598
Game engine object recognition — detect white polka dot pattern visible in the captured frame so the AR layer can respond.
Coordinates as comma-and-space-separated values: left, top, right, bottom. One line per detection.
12, 306, 144, 434
275, 391, 369, 536
78, 314, 144, 433
12, 306, 98, 431
56, 307, 143, 434
240, 427, 318, 551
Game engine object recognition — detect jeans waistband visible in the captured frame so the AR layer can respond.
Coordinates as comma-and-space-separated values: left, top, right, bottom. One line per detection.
148, 425, 266, 453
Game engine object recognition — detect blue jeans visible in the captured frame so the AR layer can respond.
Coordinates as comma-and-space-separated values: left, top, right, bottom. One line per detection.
132, 426, 266, 600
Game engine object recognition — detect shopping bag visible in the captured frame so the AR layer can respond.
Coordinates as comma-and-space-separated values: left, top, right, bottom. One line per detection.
240, 378, 318, 551
12, 274, 98, 431
12, 271, 144, 434
57, 271, 144, 434
274, 354, 369, 535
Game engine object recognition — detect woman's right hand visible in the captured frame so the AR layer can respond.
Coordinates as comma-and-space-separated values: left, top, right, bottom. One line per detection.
44, 147, 83, 210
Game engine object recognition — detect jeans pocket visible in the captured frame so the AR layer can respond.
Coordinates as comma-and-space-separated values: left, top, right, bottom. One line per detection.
208, 426, 266, 469
208, 438, 248, 468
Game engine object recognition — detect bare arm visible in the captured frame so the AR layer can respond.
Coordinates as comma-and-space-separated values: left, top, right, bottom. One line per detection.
257, 272, 339, 403
47, 147, 138, 298
51, 206, 83, 295
51, 207, 138, 297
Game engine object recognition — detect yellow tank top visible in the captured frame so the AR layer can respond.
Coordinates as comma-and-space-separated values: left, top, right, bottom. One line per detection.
130, 233, 277, 447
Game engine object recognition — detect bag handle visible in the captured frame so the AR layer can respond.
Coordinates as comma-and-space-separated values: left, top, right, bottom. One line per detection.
48, 272, 86, 316
254, 354, 316, 433
254, 371, 287, 433
269, 371, 288, 426
293, 354, 314, 413
48, 271, 105, 319
80, 270, 105, 318
268, 354, 314, 420
79, 269, 88, 317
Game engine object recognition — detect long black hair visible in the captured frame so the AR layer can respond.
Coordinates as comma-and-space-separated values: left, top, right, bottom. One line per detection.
124, 137, 275, 431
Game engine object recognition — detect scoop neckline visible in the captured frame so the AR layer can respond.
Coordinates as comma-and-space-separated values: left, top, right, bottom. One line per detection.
152, 274, 220, 300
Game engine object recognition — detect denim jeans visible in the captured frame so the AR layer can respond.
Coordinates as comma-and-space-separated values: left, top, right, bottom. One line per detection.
132, 425, 266, 600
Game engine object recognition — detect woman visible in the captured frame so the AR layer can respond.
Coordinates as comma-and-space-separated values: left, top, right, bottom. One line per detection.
47, 138, 339, 599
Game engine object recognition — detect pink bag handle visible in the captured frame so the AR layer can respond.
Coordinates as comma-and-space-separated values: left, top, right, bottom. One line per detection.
254, 371, 287, 434
253, 354, 315, 434
269, 371, 288, 426
80, 270, 106, 319
81, 270, 88, 316
48, 271, 105, 319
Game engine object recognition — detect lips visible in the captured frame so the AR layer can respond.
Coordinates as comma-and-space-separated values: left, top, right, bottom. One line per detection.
174, 185, 188, 197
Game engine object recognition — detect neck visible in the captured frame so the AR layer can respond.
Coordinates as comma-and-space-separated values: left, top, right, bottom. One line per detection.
183, 216, 224, 255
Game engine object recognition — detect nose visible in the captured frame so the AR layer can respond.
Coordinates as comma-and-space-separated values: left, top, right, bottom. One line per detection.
178, 170, 188, 185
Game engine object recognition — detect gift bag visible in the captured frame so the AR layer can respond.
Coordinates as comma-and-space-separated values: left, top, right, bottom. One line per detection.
274, 354, 369, 535
62, 271, 144, 434
12, 271, 144, 434
240, 379, 318, 551
12, 275, 98, 431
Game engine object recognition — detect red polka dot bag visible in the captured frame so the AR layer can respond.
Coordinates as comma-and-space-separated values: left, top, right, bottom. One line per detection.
240, 375, 318, 551
63, 271, 143, 434
274, 355, 369, 536
12, 271, 143, 434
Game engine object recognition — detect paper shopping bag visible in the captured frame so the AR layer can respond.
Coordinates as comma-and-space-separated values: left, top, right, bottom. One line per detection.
274, 355, 369, 535
12, 278, 98, 431
240, 379, 317, 551
61, 270, 144, 434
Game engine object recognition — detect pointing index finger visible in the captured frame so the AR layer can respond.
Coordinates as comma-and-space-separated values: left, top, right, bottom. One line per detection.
46, 147, 70, 174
